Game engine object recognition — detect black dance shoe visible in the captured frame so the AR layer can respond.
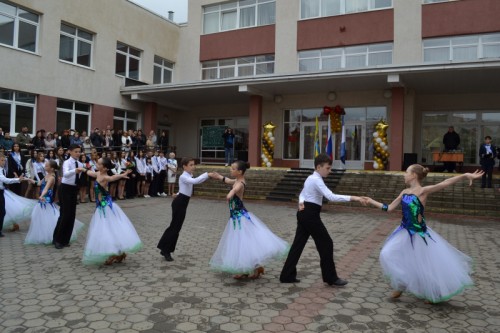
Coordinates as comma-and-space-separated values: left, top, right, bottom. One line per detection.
280, 278, 300, 283
328, 278, 348, 286
162, 252, 173, 261
54, 243, 64, 249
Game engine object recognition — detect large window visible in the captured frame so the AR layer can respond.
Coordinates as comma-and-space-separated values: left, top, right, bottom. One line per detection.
116, 42, 141, 80
56, 99, 90, 134
59, 23, 93, 67
0, 0, 39, 52
423, 33, 500, 63
299, 43, 392, 72
421, 111, 500, 165
200, 118, 249, 162
113, 109, 139, 131
202, 55, 275, 80
203, 0, 275, 34
300, 0, 392, 19
0, 88, 35, 135
153, 56, 174, 84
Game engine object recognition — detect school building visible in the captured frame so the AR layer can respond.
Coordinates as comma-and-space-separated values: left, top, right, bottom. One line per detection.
2, 0, 500, 170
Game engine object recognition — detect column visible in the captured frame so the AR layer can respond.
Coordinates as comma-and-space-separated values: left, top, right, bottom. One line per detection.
91, 105, 114, 130
389, 87, 404, 171
36, 95, 57, 132
143, 102, 158, 134
248, 95, 263, 167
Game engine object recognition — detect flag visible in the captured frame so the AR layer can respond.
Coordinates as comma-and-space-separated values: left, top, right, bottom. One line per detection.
325, 114, 333, 160
340, 115, 346, 164
314, 117, 320, 157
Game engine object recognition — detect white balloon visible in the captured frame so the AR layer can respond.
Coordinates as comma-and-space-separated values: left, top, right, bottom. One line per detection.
261, 154, 265, 158
270, 137, 275, 142
266, 162, 271, 167
373, 162, 379, 169
373, 132, 379, 138
263, 157, 268, 162
376, 138, 382, 143
380, 142, 386, 147
267, 132, 272, 137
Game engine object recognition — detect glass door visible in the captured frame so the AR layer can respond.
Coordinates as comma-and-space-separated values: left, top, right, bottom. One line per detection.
332, 123, 365, 169
299, 122, 328, 168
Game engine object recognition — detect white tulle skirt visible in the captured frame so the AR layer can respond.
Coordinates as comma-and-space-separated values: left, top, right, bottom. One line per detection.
83, 203, 142, 265
4, 189, 37, 228
210, 212, 289, 274
24, 203, 84, 245
380, 226, 473, 303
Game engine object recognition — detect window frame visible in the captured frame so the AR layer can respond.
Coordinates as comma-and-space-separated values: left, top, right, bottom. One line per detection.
201, 55, 275, 80
115, 42, 142, 80
56, 99, 91, 135
300, 0, 392, 20
59, 22, 94, 68
202, 0, 276, 34
0, 0, 39, 53
0, 88, 36, 136
113, 109, 140, 131
153, 55, 174, 84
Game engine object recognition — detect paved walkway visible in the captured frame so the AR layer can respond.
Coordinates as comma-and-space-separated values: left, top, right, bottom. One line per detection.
0, 196, 498, 333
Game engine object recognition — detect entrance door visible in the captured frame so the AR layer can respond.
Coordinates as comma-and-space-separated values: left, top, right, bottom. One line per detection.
299, 122, 328, 168
332, 123, 365, 169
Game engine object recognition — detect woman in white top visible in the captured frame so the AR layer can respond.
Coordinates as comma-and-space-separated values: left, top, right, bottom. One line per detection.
121, 132, 131, 152
135, 150, 147, 197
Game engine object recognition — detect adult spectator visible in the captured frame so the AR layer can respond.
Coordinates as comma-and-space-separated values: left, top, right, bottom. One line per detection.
61, 129, 71, 149
16, 126, 33, 150
44, 132, 57, 150
70, 131, 83, 147
479, 136, 497, 188
0, 127, 4, 142
1, 132, 14, 151
81, 130, 89, 142
442, 126, 460, 172
90, 128, 103, 152
136, 129, 146, 150
103, 129, 114, 151
53, 132, 62, 147
149, 130, 157, 147
113, 129, 123, 151
159, 130, 168, 152
122, 131, 132, 152
31, 130, 45, 150
222, 127, 235, 166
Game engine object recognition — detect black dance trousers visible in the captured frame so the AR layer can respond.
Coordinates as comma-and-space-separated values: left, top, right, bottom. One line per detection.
53, 184, 78, 245
0, 189, 5, 232
157, 193, 190, 254
280, 202, 339, 284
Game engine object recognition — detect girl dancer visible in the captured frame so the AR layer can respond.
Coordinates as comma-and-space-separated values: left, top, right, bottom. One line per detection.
83, 157, 143, 265
25, 160, 84, 245
366, 164, 481, 303
210, 161, 289, 279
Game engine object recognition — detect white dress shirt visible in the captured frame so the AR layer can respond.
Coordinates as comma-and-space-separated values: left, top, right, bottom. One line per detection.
299, 171, 350, 206
178, 171, 209, 197
0, 167, 20, 189
135, 157, 146, 174
61, 157, 84, 186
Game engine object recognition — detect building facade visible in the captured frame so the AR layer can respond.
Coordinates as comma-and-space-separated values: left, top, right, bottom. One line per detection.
2, 0, 500, 170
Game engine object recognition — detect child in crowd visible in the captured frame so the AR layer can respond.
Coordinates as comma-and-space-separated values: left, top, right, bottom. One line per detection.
78, 153, 89, 203
83, 157, 142, 265
158, 151, 168, 197
135, 150, 147, 197
210, 161, 289, 279
167, 152, 178, 196
143, 157, 154, 198
365, 164, 481, 303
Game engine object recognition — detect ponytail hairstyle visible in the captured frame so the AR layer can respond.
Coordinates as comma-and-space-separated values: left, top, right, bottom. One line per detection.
234, 160, 250, 175
409, 164, 429, 182
47, 160, 59, 171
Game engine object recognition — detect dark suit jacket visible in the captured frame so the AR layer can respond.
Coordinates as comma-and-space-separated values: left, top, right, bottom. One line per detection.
479, 143, 497, 167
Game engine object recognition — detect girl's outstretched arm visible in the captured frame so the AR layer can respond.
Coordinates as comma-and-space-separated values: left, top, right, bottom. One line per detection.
422, 170, 484, 196
367, 190, 404, 213
104, 169, 131, 183
213, 172, 236, 185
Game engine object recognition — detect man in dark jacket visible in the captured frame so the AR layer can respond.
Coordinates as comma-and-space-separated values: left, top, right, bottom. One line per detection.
442, 126, 460, 172
90, 128, 103, 152
479, 136, 497, 188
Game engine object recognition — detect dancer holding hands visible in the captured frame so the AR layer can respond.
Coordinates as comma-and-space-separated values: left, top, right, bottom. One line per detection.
365, 164, 481, 303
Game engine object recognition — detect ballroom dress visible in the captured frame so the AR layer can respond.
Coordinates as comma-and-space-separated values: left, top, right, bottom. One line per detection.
4, 189, 37, 228
83, 183, 142, 265
380, 194, 473, 303
210, 195, 289, 274
25, 180, 84, 245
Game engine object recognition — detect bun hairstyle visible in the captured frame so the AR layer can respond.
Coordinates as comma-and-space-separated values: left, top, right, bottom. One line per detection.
409, 164, 429, 181
48, 160, 59, 170
101, 157, 114, 170
234, 160, 250, 174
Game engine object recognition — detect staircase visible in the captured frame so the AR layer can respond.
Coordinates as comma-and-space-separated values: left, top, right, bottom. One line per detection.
182, 166, 498, 217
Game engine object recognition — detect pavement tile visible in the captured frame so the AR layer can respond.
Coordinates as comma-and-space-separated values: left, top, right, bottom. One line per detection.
0, 196, 497, 332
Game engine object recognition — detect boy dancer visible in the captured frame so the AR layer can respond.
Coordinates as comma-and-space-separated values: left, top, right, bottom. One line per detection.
53, 144, 86, 249
280, 154, 367, 286
157, 158, 215, 261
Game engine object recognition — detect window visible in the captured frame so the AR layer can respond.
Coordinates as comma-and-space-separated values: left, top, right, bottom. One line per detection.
0, 88, 35, 135
423, 33, 500, 63
421, 111, 500, 165
200, 117, 249, 161
116, 42, 141, 79
153, 56, 174, 84
0, 0, 39, 52
59, 23, 93, 67
300, 0, 392, 19
299, 43, 392, 71
202, 55, 275, 80
203, 0, 275, 34
423, 0, 455, 3
113, 109, 139, 131
56, 99, 90, 134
